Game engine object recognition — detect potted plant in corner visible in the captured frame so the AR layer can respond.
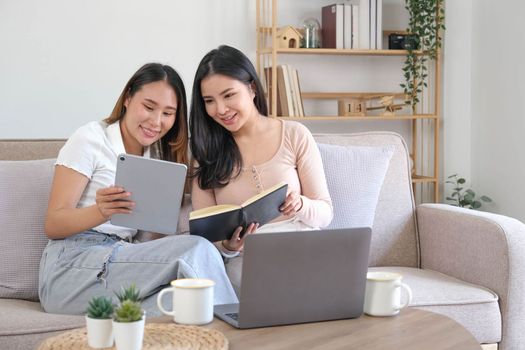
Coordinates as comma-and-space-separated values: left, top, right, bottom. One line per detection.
446, 174, 492, 209
85, 296, 114, 348
113, 284, 145, 350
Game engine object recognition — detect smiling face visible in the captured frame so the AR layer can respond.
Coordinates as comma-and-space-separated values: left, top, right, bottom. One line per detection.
200, 73, 258, 133
121, 80, 178, 155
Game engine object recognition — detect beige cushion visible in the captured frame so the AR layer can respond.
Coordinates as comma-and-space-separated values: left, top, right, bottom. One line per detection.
313, 132, 418, 267
369, 266, 501, 344
0, 159, 55, 300
317, 143, 393, 229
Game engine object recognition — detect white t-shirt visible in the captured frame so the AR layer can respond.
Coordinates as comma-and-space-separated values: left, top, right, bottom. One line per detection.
56, 120, 150, 239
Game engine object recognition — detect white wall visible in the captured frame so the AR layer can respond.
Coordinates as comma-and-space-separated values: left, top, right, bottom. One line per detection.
469, 0, 525, 221
0, 0, 256, 138
442, 0, 473, 186
0, 0, 412, 139
443, 0, 525, 221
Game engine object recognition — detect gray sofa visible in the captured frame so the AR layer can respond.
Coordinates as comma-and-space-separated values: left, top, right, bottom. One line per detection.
1, 132, 522, 349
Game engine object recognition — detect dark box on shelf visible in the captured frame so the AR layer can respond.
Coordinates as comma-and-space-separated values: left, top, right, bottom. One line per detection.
388, 33, 419, 50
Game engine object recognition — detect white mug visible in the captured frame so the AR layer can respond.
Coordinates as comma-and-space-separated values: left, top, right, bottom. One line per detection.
157, 278, 215, 325
364, 271, 412, 316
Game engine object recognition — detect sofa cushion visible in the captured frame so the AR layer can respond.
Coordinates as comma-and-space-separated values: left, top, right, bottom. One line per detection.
369, 266, 501, 344
0, 159, 55, 301
0, 299, 84, 336
317, 143, 394, 229
313, 132, 418, 268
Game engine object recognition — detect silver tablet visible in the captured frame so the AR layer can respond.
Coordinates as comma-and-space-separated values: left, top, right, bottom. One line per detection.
110, 153, 187, 234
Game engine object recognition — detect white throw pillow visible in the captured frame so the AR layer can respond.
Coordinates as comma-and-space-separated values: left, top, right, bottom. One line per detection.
317, 143, 394, 229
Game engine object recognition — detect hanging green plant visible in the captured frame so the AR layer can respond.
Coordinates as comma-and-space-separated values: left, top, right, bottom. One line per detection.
400, 0, 445, 112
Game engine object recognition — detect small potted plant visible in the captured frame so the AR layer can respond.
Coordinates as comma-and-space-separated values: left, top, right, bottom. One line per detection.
113, 285, 145, 350
115, 283, 141, 303
85, 296, 114, 348
446, 174, 492, 209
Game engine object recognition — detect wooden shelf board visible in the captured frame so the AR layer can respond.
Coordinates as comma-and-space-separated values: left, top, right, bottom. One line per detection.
411, 176, 438, 184
383, 30, 410, 36
302, 92, 406, 99
275, 114, 438, 121
260, 28, 410, 36
276, 48, 422, 56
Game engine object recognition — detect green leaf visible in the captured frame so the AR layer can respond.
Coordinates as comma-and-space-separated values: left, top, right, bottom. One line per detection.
472, 201, 482, 209
457, 178, 466, 184
464, 193, 474, 202
481, 196, 492, 202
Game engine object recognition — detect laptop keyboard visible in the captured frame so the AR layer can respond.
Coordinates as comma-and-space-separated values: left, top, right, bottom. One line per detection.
225, 312, 239, 321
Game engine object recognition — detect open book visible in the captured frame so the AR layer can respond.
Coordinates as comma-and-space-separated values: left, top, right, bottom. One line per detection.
189, 182, 288, 242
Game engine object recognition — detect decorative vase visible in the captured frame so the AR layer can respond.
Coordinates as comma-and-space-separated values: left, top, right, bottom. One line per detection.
301, 17, 321, 48
85, 316, 114, 348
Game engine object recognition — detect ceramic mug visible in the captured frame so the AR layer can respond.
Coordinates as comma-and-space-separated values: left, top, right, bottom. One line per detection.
364, 271, 412, 316
157, 278, 215, 325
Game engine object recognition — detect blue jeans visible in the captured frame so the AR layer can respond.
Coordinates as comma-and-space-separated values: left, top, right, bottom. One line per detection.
39, 231, 237, 315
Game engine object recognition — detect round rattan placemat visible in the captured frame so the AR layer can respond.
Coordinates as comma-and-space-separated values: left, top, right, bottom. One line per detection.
38, 323, 228, 350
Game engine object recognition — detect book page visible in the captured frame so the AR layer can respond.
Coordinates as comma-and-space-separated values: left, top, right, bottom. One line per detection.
190, 204, 240, 220
241, 182, 287, 207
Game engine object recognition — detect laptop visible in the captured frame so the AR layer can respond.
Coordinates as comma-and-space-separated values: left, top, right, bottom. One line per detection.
110, 153, 187, 234
214, 227, 372, 328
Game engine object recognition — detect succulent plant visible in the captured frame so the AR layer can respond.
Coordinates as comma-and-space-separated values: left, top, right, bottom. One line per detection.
113, 300, 143, 323
115, 283, 141, 303
86, 296, 114, 319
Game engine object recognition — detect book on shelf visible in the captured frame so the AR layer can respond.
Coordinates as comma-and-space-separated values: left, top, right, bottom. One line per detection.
352, 4, 359, 49
284, 64, 298, 116
264, 67, 282, 116
370, 0, 383, 49
280, 65, 295, 116
355, 0, 382, 49
291, 68, 304, 117
358, 0, 370, 49
322, 4, 344, 49
318, 1, 381, 50
375, 0, 383, 49
189, 182, 288, 242
276, 65, 289, 116
343, 3, 352, 49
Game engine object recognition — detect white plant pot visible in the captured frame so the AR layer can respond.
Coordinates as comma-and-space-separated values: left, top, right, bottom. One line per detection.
85, 316, 114, 348
112, 317, 145, 350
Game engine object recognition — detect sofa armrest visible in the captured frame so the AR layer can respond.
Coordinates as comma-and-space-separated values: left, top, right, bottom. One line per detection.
417, 203, 525, 349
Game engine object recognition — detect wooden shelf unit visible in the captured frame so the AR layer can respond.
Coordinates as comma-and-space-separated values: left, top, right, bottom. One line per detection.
255, 0, 442, 203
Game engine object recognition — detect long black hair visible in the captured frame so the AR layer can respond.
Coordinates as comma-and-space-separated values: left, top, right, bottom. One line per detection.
190, 45, 267, 190
105, 63, 188, 165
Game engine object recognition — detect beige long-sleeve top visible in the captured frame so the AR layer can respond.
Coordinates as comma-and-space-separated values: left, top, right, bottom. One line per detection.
192, 120, 333, 229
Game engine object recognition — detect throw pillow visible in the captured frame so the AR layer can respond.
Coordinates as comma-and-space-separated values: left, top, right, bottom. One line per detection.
0, 158, 55, 301
317, 143, 394, 229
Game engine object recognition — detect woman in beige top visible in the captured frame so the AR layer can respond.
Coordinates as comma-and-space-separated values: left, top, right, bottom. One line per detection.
189, 45, 333, 257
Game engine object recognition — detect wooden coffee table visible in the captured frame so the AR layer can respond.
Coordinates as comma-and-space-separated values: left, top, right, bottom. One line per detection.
195, 307, 481, 350
40, 307, 481, 350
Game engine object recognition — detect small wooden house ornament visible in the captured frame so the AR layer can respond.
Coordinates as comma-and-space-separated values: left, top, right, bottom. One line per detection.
276, 26, 303, 49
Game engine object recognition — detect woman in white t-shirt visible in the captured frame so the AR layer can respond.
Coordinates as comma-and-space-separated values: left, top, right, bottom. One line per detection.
39, 63, 237, 315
